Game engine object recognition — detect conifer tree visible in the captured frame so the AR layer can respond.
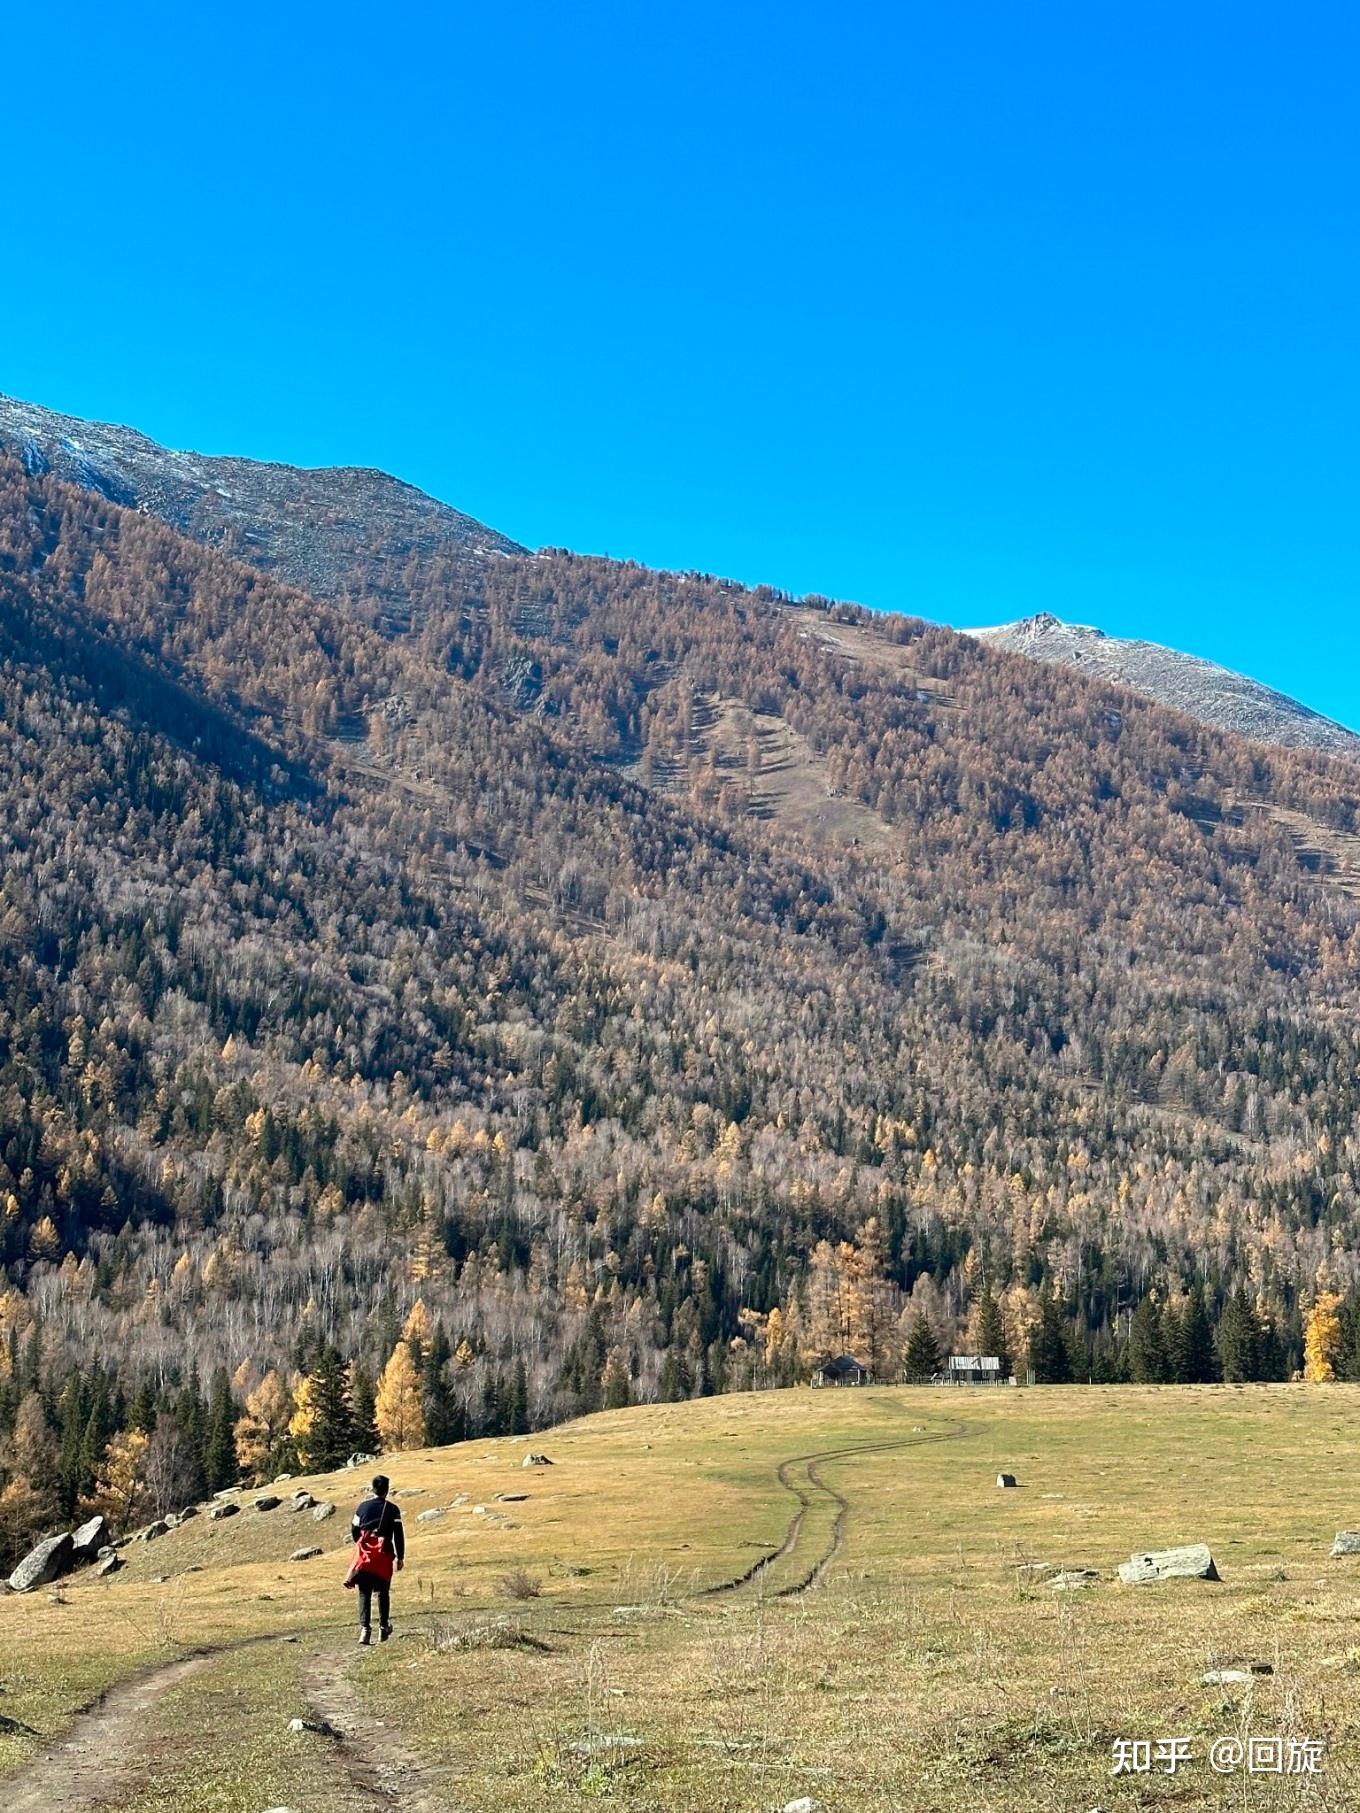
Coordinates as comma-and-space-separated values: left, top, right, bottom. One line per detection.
1128, 1295, 1171, 1383
203, 1368, 238, 1492
1174, 1285, 1216, 1383
1028, 1295, 1072, 1384
374, 1341, 425, 1451
902, 1314, 942, 1383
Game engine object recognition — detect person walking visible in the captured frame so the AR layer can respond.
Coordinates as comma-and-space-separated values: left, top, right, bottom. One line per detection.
346, 1473, 405, 1645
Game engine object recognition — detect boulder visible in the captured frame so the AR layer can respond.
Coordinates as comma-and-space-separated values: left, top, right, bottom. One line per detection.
1201, 1668, 1252, 1685
312, 1501, 336, 1522
96, 1553, 123, 1578
783, 1801, 826, 1813
289, 1546, 323, 1562
346, 1452, 377, 1470
70, 1515, 109, 1563
177, 1505, 200, 1522
9, 1532, 74, 1593
208, 1501, 240, 1521
996, 1473, 1018, 1489
1118, 1543, 1219, 1585
495, 1493, 528, 1503
1331, 1531, 1360, 1557
522, 1453, 553, 1468
288, 1715, 341, 1737
416, 1508, 446, 1523
253, 1494, 282, 1513
288, 1491, 316, 1513
140, 1520, 170, 1543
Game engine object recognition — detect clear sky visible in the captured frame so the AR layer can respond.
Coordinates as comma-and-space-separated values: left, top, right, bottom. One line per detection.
4, 2, 1357, 726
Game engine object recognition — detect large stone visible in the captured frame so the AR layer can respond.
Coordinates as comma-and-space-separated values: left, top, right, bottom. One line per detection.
289, 1546, 323, 1562
416, 1507, 446, 1523
996, 1473, 1018, 1489
346, 1452, 377, 1470
289, 1491, 316, 1513
1331, 1531, 1360, 1557
1118, 1543, 1219, 1585
522, 1453, 553, 1468
208, 1501, 240, 1521
140, 1519, 170, 1543
253, 1494, 282, 1513
9, 1533, 74, 1593
177, 1505, 200, 1522
312, 1501, 336, 1522
96, 1552, 123, 1578
70, 1514, 109, 1563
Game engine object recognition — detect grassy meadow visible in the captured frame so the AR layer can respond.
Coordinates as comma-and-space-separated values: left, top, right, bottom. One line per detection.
5, 1383, 1360, 1810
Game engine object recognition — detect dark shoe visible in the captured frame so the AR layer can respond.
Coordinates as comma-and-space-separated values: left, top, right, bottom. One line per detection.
379, 1623, 393, 1643
358, 1630, 371, 1647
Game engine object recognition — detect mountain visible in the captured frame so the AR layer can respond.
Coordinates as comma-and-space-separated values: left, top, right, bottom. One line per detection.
967, 612, 1359, 756
3, 395, 1360, 1551
0, 393, 523, 626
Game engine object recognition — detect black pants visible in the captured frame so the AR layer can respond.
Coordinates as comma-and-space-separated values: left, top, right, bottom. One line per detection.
357, 1573, 391, 1634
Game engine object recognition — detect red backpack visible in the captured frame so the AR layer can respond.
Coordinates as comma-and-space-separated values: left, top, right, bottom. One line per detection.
344, 1499, 395, 1586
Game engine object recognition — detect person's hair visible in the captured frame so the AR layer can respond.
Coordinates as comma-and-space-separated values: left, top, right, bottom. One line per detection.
372, 1474, 390, 1498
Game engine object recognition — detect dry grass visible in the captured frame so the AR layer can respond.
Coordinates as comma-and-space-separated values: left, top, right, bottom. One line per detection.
6, 1385, 1360, 1808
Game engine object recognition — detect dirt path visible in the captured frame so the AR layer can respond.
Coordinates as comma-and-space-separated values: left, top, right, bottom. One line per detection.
303, 1638, 455, 1811
706, 1418, 981, 1599
6, 1648, 222, 1813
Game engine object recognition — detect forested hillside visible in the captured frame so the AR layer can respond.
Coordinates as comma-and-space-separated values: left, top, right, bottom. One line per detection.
3, 441, 1360, 1560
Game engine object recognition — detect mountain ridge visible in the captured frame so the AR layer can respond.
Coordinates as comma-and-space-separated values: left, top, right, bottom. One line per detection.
966, 611, 1358, 756
0, 392, 524, 625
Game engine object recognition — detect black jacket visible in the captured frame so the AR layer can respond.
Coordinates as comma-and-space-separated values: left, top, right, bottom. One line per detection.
351, 1494, 405, 1562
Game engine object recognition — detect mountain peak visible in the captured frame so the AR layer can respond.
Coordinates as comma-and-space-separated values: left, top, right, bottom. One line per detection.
0, 393, 524, 609
967, 612, 1357, 754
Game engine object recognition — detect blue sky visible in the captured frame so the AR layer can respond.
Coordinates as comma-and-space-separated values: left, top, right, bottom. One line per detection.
4, 2, 1357, 726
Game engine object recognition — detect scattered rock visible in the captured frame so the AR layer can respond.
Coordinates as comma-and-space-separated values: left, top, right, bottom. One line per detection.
288, 1492, 316, 1513
253, 1495, 282, 1513
496, 1493, 528, 1503
451, 1492, 469, 1507
211, 1488, 241, 1501
569, 1735, 641, 1757
272, 1473, 294, 1485
416, 1508, 446, 1523
1050, 1569, 1101, 1591
395, 1487, 425, 1498
1331, 1531, 1360, 1557
346, 1452, 377, 1470
209, 1501, 241, 1521
176, 1505, 200, 1522
782, 1799, 826, 1813
1201, 1668, 1253, 1685
996, 1473, 1018, 1489
522, 1452, 553, 1468
1118, 1544, 1219, 1585
312, 1502, 336, 1522
289, 1547, 323, 1562
288, 1715, 341, 1737
96, 1553, 123, 1578
70, 1515, 110, 1563
140, 1520, 170, 1543
472, 1504, 487, 1516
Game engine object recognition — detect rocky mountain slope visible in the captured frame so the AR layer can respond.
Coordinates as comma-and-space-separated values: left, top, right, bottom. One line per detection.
967, 612, 1358, 756
0, 393, 523, 622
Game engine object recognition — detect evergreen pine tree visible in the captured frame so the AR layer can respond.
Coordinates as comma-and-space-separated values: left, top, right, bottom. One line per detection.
309, 1347, 355, 1469
1128, 1295, 1171, 1383
902, 1314, 943, 1383
1216, 1289, 1258, 1382
1029, 1295, 1072, 1384
1175, 1285, 1216, 1383
203, 1368, 239, 1492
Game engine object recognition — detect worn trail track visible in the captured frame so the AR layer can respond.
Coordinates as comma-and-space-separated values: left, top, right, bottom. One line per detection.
705, 1417, 980, 1599
3, 1417, 980, 1808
